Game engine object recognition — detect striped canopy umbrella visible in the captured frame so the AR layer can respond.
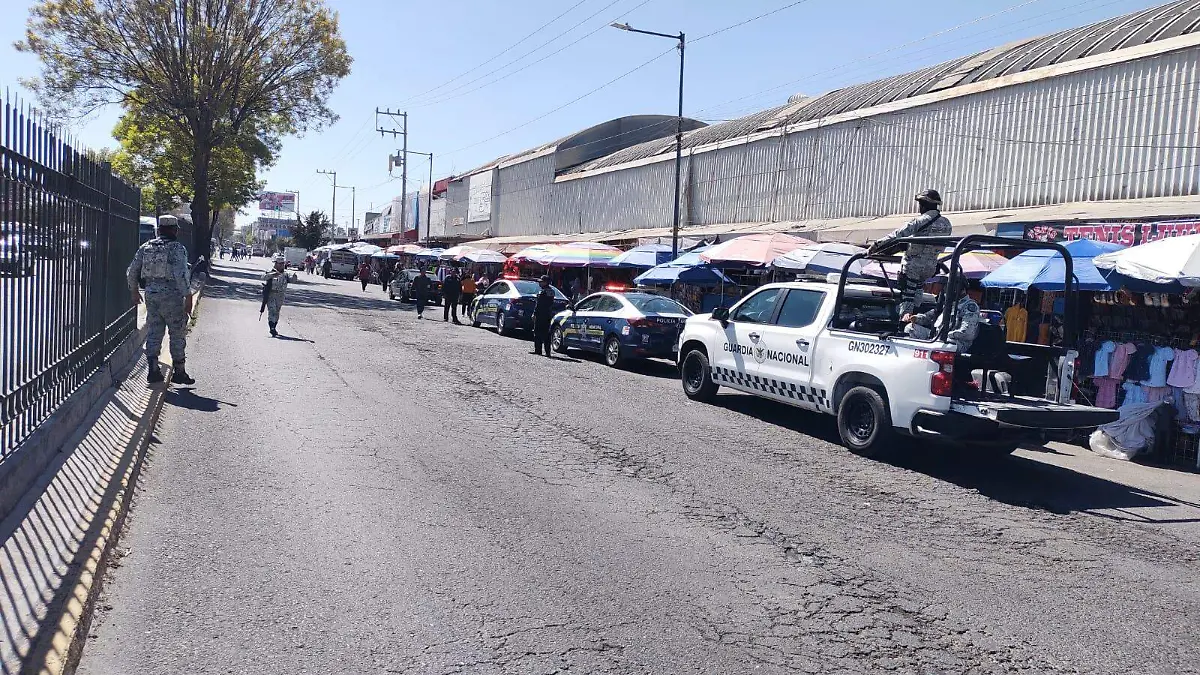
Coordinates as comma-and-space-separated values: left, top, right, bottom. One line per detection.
514, 242, 621, 267
700, 233, 816, 267
510, 244, 554, 264
771, 242, 867, 275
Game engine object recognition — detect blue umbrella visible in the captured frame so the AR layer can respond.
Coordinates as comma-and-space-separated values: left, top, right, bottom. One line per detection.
980, 239, 1125, 291
634, 246, 734, 286
604, 243, 674, 268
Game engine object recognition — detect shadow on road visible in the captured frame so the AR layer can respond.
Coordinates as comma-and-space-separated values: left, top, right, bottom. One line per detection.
272, 333, 315, 343
203, 272, 404, 314
714, 394, 1198, 523
165, 388, 237, 412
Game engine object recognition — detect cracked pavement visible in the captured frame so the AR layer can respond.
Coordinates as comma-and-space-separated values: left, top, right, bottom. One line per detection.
77, 259, 1200, 674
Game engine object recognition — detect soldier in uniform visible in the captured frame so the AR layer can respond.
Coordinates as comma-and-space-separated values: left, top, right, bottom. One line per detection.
263, 254, 297, 337
868, 189, 952, 317
127, 216, 195, 384
902, 272, 981, 353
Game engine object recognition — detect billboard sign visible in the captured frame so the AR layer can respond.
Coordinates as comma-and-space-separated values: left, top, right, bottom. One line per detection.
258, 192, 296, 212
467, 170, 493, 223
1020, 219, 1200, 246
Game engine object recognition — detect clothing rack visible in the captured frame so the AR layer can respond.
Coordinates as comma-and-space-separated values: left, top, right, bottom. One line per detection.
1087, 329, 1194, 349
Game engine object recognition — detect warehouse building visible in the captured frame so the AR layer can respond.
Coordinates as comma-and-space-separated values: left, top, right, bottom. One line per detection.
425, 0, 1200, 250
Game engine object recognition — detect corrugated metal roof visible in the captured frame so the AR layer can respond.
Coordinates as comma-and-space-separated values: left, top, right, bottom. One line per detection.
570, 0, 1200, 174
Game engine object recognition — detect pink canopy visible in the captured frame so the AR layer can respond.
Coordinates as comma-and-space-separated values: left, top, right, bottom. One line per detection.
699, 233, 816, 267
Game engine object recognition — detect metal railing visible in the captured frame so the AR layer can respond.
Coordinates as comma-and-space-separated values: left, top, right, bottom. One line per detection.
1, 93, 142, 456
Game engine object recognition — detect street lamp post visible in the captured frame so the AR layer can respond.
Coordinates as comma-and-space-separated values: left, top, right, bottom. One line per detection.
612, 22, 686, 260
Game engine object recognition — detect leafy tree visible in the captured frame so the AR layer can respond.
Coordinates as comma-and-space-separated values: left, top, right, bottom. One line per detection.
291, 210, 331, 250
107, 102, 280, 219
18, 0, 351, 257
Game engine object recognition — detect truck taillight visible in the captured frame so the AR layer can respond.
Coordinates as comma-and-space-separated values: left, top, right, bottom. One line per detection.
930, 350, 955, 397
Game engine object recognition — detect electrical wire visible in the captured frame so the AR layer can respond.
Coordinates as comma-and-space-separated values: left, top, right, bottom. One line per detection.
692, 0, 816, 43
397, 0, 595, 106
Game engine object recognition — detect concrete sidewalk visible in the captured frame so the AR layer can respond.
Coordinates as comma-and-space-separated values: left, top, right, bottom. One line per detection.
0, 290, 202, 675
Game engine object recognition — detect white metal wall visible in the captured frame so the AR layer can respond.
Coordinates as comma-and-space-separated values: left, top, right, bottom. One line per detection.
479, 45, 1200, 239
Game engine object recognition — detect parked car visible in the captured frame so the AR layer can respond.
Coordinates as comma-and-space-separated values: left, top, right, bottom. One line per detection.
251, 246, 265, 257
283, 246, 307, 270
0, 233, 34, 277
388, 269, 442, 304
470, 279, 569, 335
551, 291, 692, 367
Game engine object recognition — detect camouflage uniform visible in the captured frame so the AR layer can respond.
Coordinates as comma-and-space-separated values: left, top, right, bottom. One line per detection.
905, 294, 981, 353
873, 209, 952, 316
263, 269, 293, 325
127, 236, 190, 367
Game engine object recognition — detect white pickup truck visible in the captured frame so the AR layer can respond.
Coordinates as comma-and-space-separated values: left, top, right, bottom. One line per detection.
676, 235, 1118, 457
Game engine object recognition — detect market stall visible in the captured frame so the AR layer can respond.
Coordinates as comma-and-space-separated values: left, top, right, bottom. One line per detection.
635, 246, 741, 312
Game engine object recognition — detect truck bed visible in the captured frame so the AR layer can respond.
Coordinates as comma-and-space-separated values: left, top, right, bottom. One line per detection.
951, 395, 1118, 429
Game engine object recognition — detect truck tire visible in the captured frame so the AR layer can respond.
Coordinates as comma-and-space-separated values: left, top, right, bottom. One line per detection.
837, 386, 895, 458
680, 349, 719, 402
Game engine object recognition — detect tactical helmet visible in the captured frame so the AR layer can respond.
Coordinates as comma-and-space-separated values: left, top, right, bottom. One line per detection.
273, 253, 286, 263
156, 215, 180, 232
915, 189, 942, 206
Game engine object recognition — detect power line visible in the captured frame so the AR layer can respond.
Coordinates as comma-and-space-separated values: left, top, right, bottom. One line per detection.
693, 0, 816, 43
405, 0, 640, 107
397, 0, 595, 106
442, 46, 676, 157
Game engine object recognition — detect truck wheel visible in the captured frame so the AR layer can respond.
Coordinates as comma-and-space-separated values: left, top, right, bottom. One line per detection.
552, 326, 568, 353
680, 349, 719, 402
837, 386, 895, 458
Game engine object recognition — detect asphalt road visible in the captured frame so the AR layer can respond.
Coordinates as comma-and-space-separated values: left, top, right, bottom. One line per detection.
77, 258, 1200, 674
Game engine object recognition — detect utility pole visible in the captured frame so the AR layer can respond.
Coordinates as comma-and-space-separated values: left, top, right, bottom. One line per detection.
405, 150, 435, 243
317, 169, 337, 239
376, 108, 409, 232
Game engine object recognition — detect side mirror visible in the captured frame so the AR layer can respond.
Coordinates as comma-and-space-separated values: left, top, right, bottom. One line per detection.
711, 306, 730, 322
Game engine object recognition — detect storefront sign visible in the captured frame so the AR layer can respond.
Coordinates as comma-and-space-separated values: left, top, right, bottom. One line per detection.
1019, 219, 1200, 246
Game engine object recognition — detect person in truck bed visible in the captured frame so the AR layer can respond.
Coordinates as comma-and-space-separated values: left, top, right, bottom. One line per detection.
902, 273, 981, 352
868, 189, 952, 317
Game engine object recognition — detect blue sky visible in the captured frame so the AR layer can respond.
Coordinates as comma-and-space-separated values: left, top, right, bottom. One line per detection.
0, 0, 1165, 228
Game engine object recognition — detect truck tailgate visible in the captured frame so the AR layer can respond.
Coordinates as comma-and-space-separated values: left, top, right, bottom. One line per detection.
951, 396, 1118, 429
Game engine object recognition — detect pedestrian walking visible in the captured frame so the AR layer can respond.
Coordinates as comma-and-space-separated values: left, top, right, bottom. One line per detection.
412, 269, 433, 319
321, 257, 332, 279
442, 269, 462, 323
126, 216, 195, 385
460, 273, 476, 317
531, 275, 555, 357
379, 262, 394, 292
303, 253, 313, 274
357, 260, 372, 291
262, 254, 297, 337
569, 276, 582, 302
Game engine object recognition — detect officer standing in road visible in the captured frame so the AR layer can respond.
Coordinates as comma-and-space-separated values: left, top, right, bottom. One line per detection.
412, 269, 432, 319
442, 268, 462, 324
530, 275, 555, 357
868, 189, 952, 317
126, 215, 195, 385
263, 254, 297, 337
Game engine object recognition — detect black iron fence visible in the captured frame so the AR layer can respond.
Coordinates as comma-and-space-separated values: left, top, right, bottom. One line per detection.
1, 94, 141, 456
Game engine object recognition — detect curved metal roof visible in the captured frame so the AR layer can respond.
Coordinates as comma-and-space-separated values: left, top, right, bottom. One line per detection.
571, 0, 1200, 174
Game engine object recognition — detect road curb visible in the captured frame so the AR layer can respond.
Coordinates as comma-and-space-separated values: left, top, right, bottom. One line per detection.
17, 283, 206, 675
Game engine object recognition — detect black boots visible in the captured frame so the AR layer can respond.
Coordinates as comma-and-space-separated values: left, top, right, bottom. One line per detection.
269, 321, 278, 337
147, 366, 165, 384
171, 361, 196, 385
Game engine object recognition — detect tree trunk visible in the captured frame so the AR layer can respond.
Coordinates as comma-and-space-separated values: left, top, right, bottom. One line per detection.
189, 138, 213, 264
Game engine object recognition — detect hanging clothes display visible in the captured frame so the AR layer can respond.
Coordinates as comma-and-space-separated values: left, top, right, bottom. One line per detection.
1094, 341, 1117, 378
1167, 348, 1198, 388
1004, 304, 1028, 342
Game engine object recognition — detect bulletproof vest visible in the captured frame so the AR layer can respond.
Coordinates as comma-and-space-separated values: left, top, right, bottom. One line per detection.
141, 239, 174, 281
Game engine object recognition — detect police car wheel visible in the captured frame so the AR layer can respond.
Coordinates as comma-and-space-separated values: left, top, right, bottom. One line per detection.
604, 337, 624, 368
837, 386, 894, 457
471, 309, 481, 328
496, 312, 512, 336
552, 326, 568, 353
680, 349, 718, 402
